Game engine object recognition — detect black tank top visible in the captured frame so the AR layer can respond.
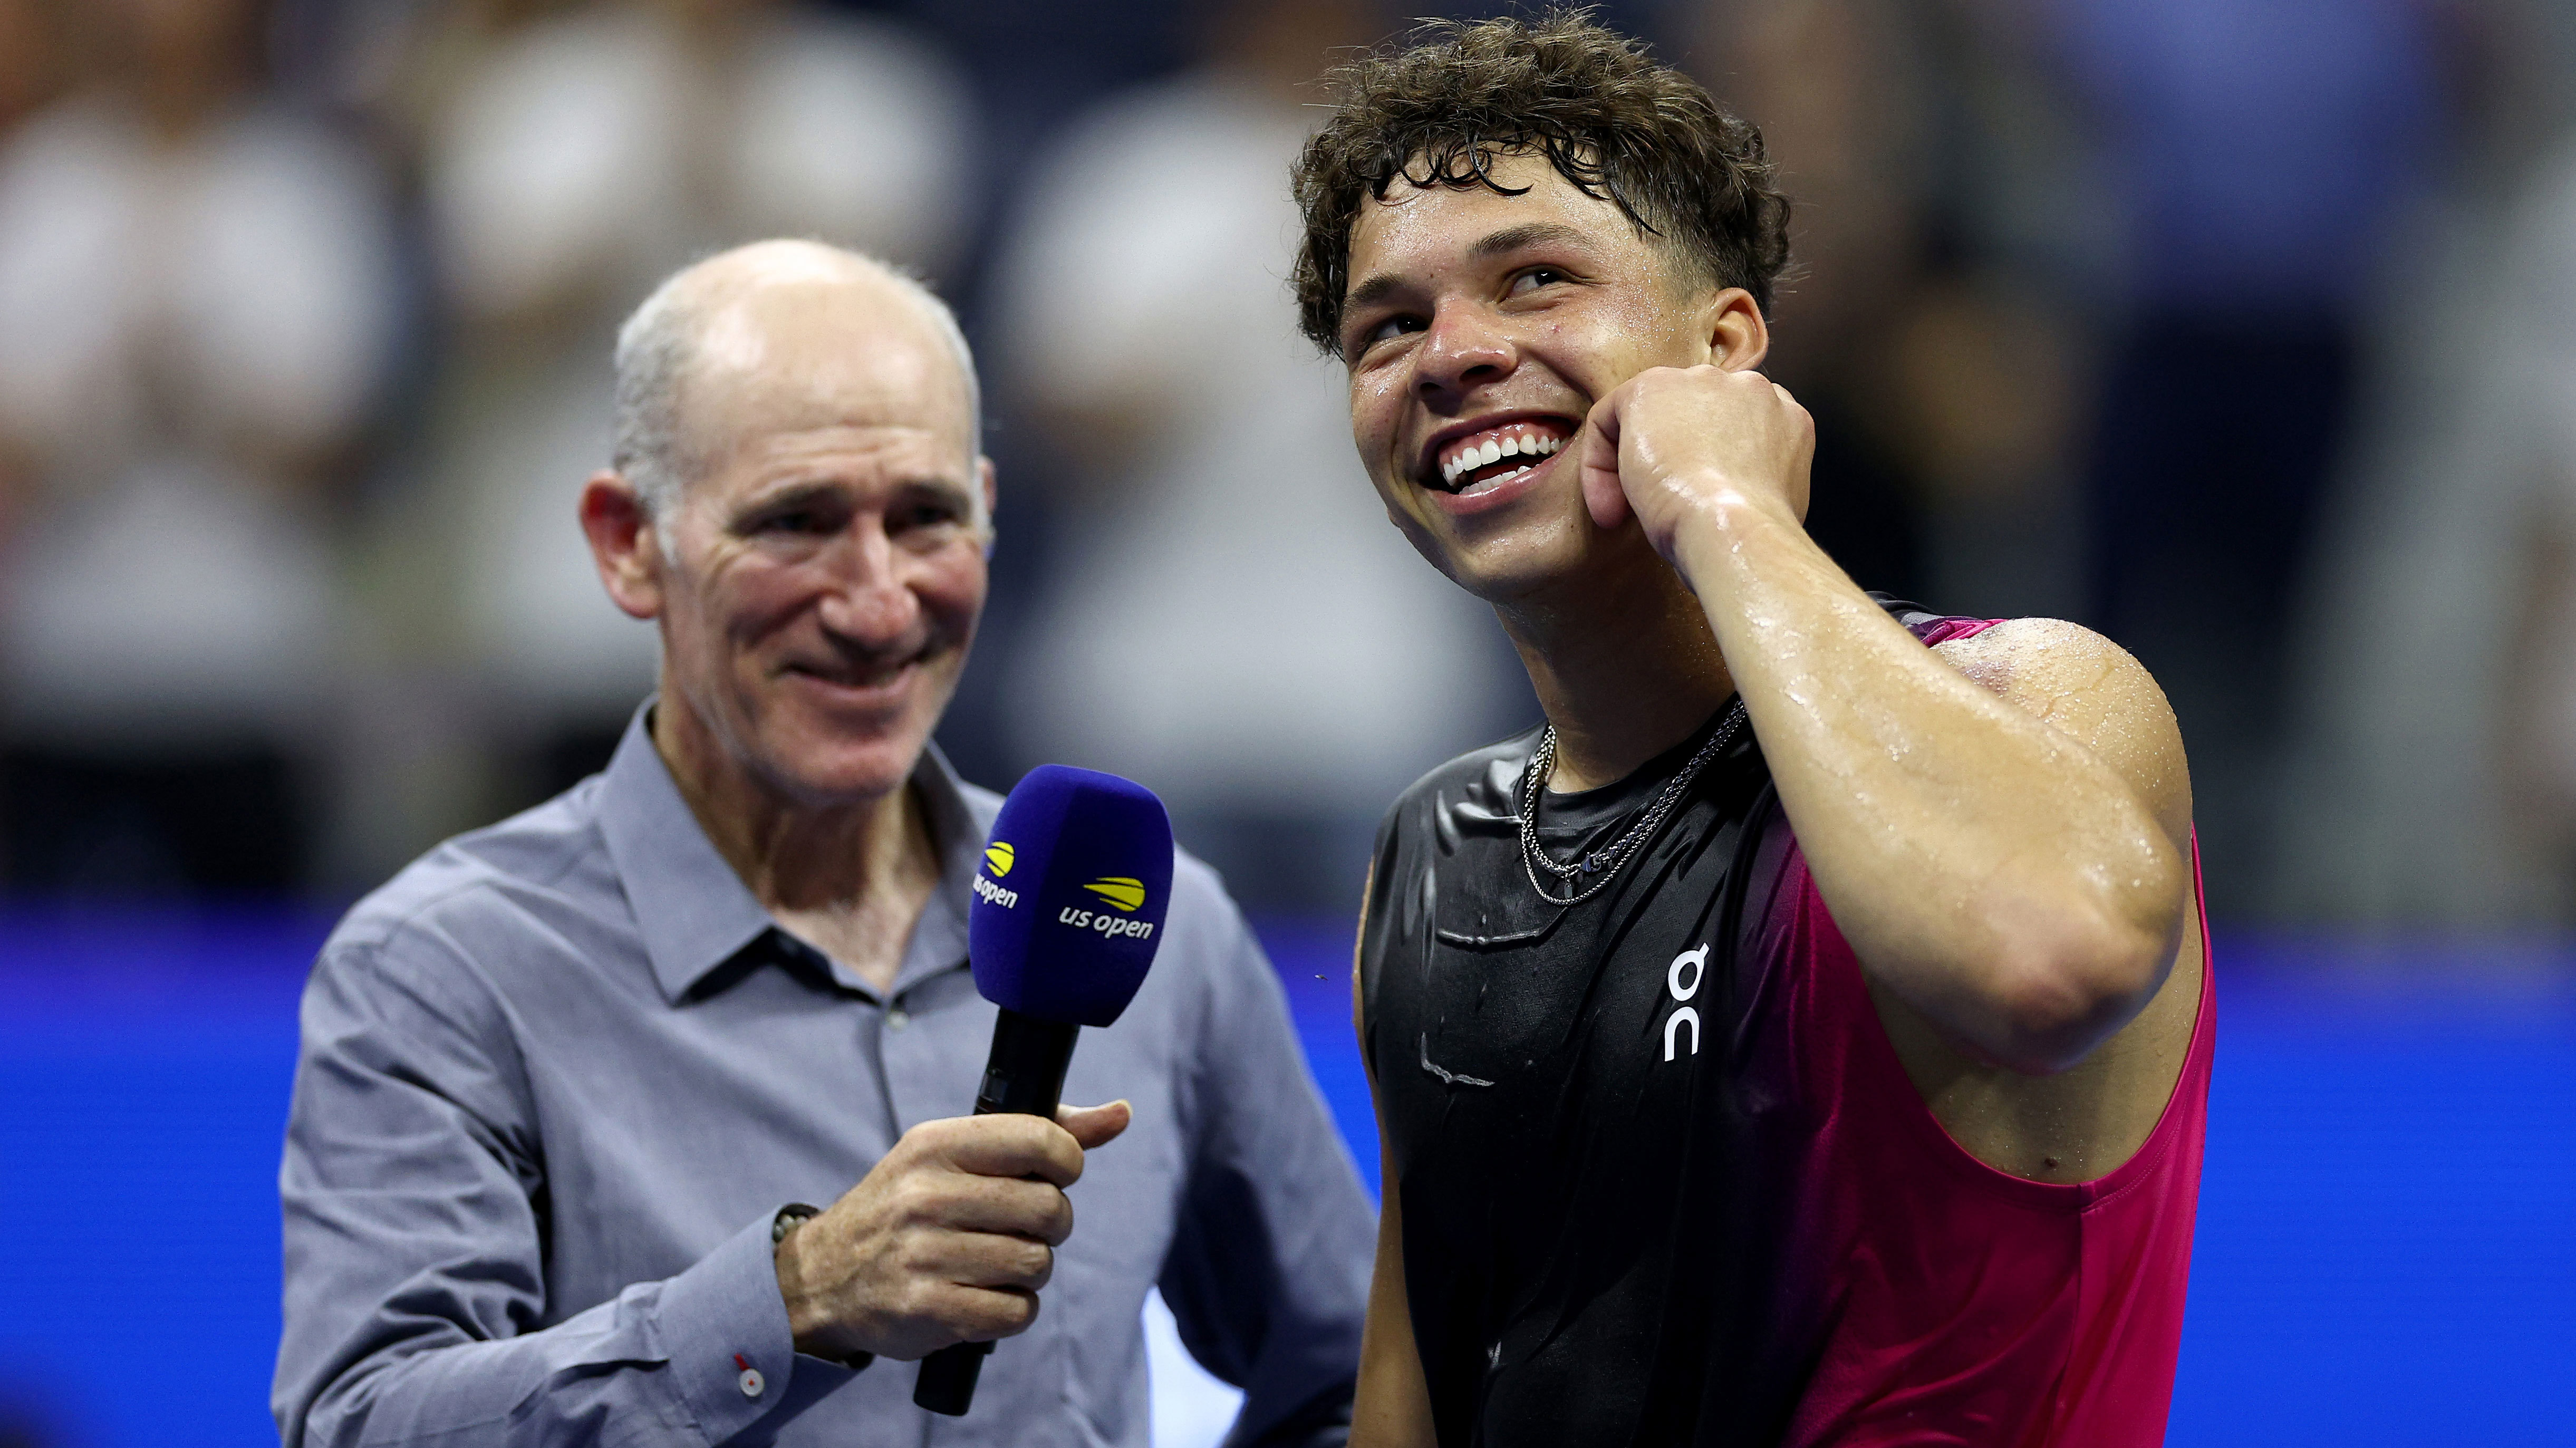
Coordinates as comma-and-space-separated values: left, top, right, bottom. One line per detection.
1357, 598, 1958, 1447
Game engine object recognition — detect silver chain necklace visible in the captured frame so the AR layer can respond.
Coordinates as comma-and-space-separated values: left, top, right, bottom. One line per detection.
1518, 700, 1749, 907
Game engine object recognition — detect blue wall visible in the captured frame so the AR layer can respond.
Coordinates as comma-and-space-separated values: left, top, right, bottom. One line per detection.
1, 911, 2569, 1444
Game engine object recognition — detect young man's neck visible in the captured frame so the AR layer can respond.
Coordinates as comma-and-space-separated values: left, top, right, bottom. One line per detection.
651, 700, 941, 991
1498, 551, 1736, 794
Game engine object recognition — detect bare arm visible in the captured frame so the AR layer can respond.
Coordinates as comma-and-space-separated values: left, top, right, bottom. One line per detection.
1350, 865, 1437, 1447
1584, 366, 2191, 1074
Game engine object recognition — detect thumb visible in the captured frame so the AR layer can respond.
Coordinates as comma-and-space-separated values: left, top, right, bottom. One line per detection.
1056, 1099, 1132, 1151
1577, 392, 1629, 531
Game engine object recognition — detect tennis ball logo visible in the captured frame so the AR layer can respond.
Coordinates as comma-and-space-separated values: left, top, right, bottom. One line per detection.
1057, 876, 1156, 940
984, 842, 1015, 877
1083, 876, 1147, 912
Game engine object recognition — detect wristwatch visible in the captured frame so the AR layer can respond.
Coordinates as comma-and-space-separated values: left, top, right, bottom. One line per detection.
771, 1203, 875, 1373
773, 1202, 823, 1246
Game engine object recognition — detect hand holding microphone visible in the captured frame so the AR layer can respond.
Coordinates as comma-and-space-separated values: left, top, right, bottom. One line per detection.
771, 1099, 1132, 1364
768, 766, 1174, 1411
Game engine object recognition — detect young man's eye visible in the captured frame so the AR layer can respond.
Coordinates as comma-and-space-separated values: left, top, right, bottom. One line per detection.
1353, 314, 1424, 357
1509, 267, 1568, 295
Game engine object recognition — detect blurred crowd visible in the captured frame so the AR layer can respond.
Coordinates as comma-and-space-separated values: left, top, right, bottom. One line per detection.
0, 0, 2571, 923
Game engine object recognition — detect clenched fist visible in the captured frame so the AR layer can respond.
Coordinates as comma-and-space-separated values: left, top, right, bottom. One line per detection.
774, 1100, 1132, 1362
1575, 364, 1815, 564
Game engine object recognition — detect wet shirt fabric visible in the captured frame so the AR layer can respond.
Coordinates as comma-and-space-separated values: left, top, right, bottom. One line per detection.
1358, 607, 2214, 1447
276, 704, 1374, 1448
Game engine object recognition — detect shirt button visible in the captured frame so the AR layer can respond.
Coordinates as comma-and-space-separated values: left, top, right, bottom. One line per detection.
738, 1365, 765, 1398
886, 1007, 910, 1031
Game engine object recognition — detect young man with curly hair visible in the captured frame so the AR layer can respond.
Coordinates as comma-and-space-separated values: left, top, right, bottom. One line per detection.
1295, 15, 2212, 1446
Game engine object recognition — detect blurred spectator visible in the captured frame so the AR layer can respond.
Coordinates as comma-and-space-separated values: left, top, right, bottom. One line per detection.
2051, 0, 2451, 914
365, 0, 972, 861
0, 0, 64, 140
0, 0, 397, 893
2275, 108, 2576, 925
987, 0, 1523, 910
1689, 0, 1935, 601
1687, 0, 2100, 622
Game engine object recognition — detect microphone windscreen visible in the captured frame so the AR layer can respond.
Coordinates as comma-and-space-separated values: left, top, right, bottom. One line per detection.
967, 765, 1175, 1027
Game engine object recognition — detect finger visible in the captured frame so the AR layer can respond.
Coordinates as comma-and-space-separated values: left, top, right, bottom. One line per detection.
941, 1113, 1086, 1188
932, 1230, 1057, 1292
1056, 1099, 1131, 1151
943, 1283, 1041, 1344
941, 1174, 1075, 1245
1577, 391, 1628, 531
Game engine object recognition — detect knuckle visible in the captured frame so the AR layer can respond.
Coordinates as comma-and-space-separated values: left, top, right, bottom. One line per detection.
1004, 1290, 1041, 1334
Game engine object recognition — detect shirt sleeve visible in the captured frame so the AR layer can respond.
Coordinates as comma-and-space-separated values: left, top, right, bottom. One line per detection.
1154, 876, 1376, 1448
274, 932, 858, 1447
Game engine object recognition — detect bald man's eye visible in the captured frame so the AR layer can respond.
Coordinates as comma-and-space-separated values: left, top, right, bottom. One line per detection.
741, 499, 846, 537
895, 500, 963, 532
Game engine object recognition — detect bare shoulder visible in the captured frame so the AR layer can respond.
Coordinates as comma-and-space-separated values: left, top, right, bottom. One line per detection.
1934, 617, 2192, 845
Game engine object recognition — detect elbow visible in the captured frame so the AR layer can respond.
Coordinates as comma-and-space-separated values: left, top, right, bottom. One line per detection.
1973, 902, 2178, 1076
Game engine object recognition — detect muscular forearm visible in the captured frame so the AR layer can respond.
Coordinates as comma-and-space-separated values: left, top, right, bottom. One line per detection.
1670, 492, 2187, 1072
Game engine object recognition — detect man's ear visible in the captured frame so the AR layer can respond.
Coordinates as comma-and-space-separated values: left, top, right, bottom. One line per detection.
977, 456, 998, 556
1701, 286, 1771, 372
579, 470, 664, 621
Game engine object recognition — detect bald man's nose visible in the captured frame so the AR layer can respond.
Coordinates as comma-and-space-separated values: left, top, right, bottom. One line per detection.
813, 522, 922, 643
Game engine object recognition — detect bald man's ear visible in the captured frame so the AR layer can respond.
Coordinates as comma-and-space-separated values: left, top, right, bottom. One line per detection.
1702, 286, 1770, 372
977, 456, 998, 556
580, 470, 665, 621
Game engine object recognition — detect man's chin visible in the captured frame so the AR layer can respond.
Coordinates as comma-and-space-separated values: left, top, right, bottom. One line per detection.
757, 740, 925, 809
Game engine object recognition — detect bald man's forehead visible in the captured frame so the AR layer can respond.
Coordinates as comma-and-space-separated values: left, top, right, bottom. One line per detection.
681, 287, 976, 468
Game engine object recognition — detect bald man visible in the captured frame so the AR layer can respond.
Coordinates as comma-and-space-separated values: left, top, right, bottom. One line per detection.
275, 243, 1373, 1448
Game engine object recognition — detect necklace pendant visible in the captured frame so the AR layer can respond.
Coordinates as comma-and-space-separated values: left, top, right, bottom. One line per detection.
1579, 853, 1600, 874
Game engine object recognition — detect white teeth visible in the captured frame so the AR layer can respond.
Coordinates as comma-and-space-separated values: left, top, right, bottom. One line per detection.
1434, 427, 1570, 489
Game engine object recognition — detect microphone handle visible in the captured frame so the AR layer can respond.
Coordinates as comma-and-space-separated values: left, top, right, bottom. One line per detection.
913, 1007, 1082, 1416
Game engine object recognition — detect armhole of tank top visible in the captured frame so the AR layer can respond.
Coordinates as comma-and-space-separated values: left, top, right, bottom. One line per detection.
1816, 832, 2216, 1212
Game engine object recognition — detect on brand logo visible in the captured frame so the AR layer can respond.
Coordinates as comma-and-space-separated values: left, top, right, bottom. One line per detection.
1665, 943, 1709, 1062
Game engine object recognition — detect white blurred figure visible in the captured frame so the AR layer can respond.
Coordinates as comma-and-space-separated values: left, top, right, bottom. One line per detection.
413, 0, 972, 805
2279, 132, 2576, 923
0, 0, 395, 891
990, 0, 1515, 906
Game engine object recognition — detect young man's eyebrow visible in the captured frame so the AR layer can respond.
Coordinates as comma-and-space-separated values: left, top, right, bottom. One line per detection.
1342, 221, 1596, 322
1469, 221, 1589, 258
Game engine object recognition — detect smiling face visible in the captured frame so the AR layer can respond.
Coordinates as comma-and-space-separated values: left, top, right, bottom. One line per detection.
609, 262, 991, 807
1339, 151, 1755, 603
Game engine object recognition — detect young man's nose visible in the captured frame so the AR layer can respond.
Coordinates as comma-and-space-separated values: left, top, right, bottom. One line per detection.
1414, 301, 1518, 401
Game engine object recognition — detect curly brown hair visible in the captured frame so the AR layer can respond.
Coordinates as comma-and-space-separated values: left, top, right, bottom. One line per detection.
1290, 9, 1791, 356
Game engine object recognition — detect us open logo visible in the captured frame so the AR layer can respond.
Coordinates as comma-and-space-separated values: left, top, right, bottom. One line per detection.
971, 841, 1020, 909
1057, 876, 1156, 941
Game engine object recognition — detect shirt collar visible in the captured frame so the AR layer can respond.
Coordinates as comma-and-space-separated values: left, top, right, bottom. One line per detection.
595, 701, 987, 1005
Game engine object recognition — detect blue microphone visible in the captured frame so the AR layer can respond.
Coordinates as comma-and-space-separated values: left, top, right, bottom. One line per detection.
913, 765, 1174, 1416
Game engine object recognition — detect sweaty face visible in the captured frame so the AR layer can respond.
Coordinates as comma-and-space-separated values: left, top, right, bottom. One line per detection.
652, 287, 988, 805
1340, 151, 1726, 602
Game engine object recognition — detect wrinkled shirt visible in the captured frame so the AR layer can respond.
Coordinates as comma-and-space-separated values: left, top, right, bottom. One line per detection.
275, 707, 1374, 1446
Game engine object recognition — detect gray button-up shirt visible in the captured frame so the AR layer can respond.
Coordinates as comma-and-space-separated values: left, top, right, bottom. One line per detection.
275, 708, 1374, 1447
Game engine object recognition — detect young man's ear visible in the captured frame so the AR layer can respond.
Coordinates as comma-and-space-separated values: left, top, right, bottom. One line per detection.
580, 470, 665, 621
1703, 286, 1770, 372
